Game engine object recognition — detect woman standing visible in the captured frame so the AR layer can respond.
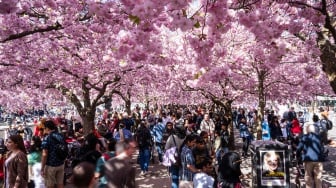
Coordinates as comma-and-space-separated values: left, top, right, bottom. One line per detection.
4, 135, 28, 188
239, 118, 251, 157
28, 136, 44, 188
165, 126, 185, 188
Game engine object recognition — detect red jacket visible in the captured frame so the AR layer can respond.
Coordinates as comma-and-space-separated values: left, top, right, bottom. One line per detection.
291, 119, 302, 134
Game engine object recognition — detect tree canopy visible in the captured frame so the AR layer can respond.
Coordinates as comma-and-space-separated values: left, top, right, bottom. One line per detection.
0, 0, 335, 133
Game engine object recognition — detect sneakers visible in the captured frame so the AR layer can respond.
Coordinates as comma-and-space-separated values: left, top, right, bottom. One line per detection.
140, 171, 148, 176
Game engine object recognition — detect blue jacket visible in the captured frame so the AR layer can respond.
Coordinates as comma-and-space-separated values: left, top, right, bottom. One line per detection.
262, 121, 270, 140
297, 133, 323, 162
239, 123, 250, 138
151, 122, 165, 143
114, 128, 133, 141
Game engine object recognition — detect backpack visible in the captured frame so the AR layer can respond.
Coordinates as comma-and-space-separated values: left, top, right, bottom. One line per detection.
220, 131, 229, 147
51, 134, 68, 161
326, 119, 333, 130
136, 127, 152, 148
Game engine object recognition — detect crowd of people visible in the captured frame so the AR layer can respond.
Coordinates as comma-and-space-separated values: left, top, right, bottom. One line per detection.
0, 105, 333, 188
234, 107, 332, 188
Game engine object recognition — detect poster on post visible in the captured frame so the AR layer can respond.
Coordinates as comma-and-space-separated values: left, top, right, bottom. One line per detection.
260, 150, 286, 186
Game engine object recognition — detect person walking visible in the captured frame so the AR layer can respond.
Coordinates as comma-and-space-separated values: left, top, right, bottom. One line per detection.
165, 126, 185, 188
135, 121, 152, 175
296, 124, 324, 188
104, 140, 137, 188
41, 120, 67, 188
95, 138, 116, 188
4, 135, 28, 188
239, 118, 251, 157
319, 111, 330, 145
151, 118, 166, 164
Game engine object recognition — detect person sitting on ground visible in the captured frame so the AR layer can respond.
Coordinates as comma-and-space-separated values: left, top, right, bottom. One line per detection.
72, 162, 97, 188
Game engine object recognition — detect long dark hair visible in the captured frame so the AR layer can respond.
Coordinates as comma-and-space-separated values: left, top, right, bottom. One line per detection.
8, 135, 26, 153
29, 136, 42, 153
218, 152, 242, 187
174, 126, 186, 139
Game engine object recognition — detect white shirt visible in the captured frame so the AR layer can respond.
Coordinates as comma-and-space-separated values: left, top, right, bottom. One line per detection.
193, 172, 214, 188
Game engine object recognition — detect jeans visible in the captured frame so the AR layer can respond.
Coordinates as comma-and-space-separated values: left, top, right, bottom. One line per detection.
242, 137, 250, 155
155, 143, 163, 162
170, 165, 179, 188
139, 148, 150, 172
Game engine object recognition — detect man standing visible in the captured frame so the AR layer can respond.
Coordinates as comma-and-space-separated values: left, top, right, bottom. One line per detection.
41, 120, 66, 188
200, 113, 215, 141
151, 118, 166, 164
297, 124, 324, 188
104, 140, 137, 188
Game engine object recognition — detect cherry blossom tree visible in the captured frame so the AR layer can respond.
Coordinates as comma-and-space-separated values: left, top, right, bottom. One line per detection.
1, 0, 335, 138
0, 0, 164, 134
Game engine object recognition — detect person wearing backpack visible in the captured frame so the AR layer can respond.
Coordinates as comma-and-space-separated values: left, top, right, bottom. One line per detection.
320, 111, 332, 145
41, 120, 67, 188
135, 121, 152, 175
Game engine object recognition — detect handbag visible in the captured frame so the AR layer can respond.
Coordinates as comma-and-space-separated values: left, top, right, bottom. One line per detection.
162, 135, 180, 167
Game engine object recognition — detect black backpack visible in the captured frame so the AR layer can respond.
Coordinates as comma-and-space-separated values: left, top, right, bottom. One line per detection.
51, 134, 68, 161
326, 119, 333, 130
220, 131, 230, 147
136, 127, 152, 148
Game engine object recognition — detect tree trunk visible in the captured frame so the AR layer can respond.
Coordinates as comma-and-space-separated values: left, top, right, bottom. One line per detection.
257, 73, 266, 140
80, 112, 95, 135
318, 32, 336, 93
223, 101, 235, 150
125, 99, 131, 116
258, 73, 266, 119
